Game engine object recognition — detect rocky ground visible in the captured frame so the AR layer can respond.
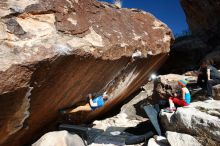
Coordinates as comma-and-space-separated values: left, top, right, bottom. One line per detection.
2, 0, 220, 145
32, 74, 220, 146
33, 82, 155, 146
160, 101, 220, 146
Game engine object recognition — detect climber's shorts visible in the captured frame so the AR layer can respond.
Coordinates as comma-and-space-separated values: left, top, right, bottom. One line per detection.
169, 97, 188, 106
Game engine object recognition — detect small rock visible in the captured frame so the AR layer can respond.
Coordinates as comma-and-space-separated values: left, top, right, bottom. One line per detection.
147, 137, 169, 146
32, 130, 85, 146
213, 84, 220, 100
153, 135, 169, 144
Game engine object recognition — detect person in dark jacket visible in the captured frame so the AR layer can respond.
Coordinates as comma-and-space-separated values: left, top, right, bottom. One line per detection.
197, 59, 220, 99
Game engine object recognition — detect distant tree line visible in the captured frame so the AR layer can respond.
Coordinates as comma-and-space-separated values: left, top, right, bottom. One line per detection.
174, 29, 192, 39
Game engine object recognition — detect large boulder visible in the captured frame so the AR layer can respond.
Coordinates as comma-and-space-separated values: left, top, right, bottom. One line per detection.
0, 0, 173, 145
181, 0, 220, 43
160, 0, 220, 74
154, 74, 185, 99
181, 0, 220, 65
160, 101, 220, 146
150, 74, 196, 102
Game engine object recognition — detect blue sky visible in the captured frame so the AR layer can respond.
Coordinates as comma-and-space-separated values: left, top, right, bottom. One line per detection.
98, 0, 189, 35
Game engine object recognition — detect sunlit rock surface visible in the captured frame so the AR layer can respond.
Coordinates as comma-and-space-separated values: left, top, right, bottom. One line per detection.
166, 131, 202, 146
32, 130, 85, 146
147, 136, 169, 146
0, 0, 173, 145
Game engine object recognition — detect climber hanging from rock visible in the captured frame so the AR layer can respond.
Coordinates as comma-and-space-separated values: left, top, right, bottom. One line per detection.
131, 49, 142, 62
60, 92, 109, 114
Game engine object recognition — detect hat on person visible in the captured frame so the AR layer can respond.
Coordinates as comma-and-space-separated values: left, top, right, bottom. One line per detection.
178, 79, 187, 86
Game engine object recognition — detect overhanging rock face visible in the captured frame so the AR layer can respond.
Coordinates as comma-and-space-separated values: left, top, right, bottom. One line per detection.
0, 0, 173, 145
181, 0, 220, 39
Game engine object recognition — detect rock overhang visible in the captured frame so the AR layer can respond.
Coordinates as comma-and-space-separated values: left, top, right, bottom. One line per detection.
0, 0, 173, 72
0, 0, 173, 145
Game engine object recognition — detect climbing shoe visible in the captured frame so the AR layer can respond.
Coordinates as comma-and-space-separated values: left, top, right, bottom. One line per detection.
162, 107, 176, 113
207, 96, 214, 100
59, 109, 67, 115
